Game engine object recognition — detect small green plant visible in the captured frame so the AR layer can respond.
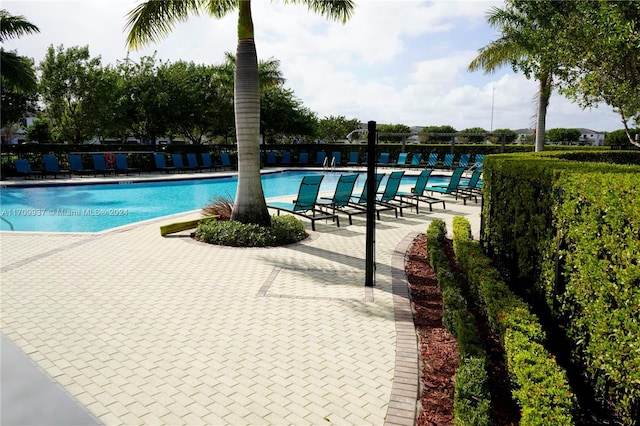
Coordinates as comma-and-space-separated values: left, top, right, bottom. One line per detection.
195, 215, 307, 247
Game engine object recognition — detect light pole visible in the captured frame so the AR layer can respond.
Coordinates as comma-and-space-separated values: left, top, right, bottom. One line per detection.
490, 86, 495, 132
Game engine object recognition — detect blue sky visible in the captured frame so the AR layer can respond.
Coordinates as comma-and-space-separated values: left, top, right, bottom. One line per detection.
3, 0, 624, 132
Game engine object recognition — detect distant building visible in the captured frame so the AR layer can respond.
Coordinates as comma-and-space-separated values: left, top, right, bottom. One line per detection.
0, 117, 37, 144
515, 128, 534, 143
579, 128, 605, 146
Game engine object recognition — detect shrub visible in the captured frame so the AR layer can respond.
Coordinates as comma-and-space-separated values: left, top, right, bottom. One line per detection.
195, 215, 306, 247
425, 220, 492, 425
453, 217, 576, 425
482, 151, 640, 423
454, 357, 493, 426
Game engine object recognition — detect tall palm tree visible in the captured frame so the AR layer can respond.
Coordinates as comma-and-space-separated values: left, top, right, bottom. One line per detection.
0, 9, 40, 92
468, 4, 555, 152
126, 0, 354, 226
219, 52, 286, 90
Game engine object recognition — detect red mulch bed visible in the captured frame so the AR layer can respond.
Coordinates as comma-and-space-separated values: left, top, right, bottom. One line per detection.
406, 234, 458, 425
405, 234, 520, 426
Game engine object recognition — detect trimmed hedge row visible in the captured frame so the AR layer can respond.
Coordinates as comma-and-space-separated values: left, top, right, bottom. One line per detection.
553, 150, 640, 165
453, 217, 576, 425
482, 151, 640, 424
425, 220, 492, 426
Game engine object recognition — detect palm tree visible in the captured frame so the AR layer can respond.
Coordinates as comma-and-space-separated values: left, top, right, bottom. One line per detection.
468, 4, 556, 152
126, 0, 354, 226
219, 52, 286, 89
0, 9, 40, 92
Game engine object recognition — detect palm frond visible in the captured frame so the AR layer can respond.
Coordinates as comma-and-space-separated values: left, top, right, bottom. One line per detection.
283, 0, 355, 23
486, 6, 525, 30
258, 57, 285, 87
125, 0, 196, 49
201, 0, 238, 19
0, 9, 40, 42
0, 49, 38, 92
468, 37, 526, 74
125, 0, 240, 49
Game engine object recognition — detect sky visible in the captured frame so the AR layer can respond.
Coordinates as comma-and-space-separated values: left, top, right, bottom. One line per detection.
3, 0, 625, 132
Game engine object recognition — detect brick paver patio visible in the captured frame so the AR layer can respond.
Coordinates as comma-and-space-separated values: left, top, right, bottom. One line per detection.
1, 172, 480, 425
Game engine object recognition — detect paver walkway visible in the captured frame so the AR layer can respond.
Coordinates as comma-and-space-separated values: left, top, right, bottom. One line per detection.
1, 177, 480, 426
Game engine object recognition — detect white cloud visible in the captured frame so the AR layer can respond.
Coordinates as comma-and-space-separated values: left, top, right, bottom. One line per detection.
3, 0, 623, 132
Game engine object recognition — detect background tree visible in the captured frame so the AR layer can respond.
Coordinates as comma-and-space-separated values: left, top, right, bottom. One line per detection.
223, 53, 304, 144
458, 126, 487, 143
261, 85, 317, 144
1, 9, 40, 140
39, 45, 105, 143
83, 64, 126, 143
605, 128, 640, 147
118, 55, 173, 144
219, 52, 285, 90
126, 0, 354, 226
546, 128, 581, 143
469, 0, 573, 152
490, 128, 517, 144
419, 125, 456, 143
25, 118, 53, 143
376, 123, 411, 143
1, 89, 38, 135
554, 1, 640, 147
95, 64, 134, 142
317, 115, 360, 143
161, 61, 226, 144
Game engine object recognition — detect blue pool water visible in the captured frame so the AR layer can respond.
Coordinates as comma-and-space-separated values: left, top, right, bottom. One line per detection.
0, 171, 446, 233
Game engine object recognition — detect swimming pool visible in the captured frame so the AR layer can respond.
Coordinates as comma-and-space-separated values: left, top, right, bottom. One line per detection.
0, 171, 445, 233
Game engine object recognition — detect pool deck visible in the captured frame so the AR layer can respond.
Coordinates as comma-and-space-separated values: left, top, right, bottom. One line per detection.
1, 168, 481, 425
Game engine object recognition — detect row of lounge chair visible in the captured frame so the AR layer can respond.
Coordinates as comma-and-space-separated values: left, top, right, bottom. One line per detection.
262, 151, 484, 170
14, 154, 143, 179
266, 167, 482, 231
13, 151, 482, 179
13, 152, 236, 179
152, 152, 233, 173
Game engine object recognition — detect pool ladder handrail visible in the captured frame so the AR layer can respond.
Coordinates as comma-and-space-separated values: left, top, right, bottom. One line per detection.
1, 216, 15, 231
322, 156, 336, 171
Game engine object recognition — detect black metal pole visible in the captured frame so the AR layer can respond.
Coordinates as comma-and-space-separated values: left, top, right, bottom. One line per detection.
365, 121, 376, 287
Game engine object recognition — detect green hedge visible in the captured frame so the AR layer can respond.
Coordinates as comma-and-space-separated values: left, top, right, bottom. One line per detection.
425, 220, 492, 426
481, 151, 640, 424
454, 216, 576, 425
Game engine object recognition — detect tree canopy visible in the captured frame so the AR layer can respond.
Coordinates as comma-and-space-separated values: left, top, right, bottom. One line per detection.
317, 115, 360, 143
554, 1, 640, 146
419, 125, 457, 142
546, 128, 581, 143
471, 0, 640, 148
33, 45, 317, 145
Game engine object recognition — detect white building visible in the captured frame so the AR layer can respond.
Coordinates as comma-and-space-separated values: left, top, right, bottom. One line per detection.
579, 128, 606, 146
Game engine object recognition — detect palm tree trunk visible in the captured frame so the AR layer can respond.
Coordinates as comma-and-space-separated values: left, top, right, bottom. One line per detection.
535, 71, 552, 152
231, 2, 270, 226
